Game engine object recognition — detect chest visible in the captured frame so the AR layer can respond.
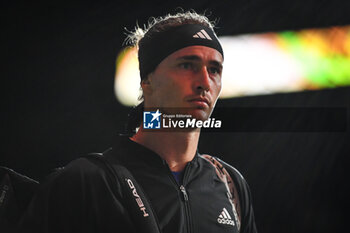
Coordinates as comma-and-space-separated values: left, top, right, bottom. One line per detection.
129, 164, 240, 233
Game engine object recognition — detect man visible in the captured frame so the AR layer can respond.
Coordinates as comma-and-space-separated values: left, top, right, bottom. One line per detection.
18, 11, 257, 233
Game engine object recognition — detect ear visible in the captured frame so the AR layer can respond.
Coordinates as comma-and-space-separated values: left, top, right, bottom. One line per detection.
141, 73, 153, 96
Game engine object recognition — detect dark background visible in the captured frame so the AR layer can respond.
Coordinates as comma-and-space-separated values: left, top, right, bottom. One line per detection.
2, 1, 350, 232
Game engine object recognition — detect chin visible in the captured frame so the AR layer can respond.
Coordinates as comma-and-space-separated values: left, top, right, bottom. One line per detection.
188, 108, 211, 121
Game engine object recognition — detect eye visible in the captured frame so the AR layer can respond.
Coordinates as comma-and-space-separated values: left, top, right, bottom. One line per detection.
208, 66, 221, 75
179, 62, 194, 70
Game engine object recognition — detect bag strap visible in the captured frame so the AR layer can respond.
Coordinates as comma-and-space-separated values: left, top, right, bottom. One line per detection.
201, 154, 241, 231
84, 150, 162, 233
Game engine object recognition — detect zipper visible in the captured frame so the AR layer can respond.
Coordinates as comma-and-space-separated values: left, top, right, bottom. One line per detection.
164, 162, 193, 233
179, 184, 192, 233
180, 185, 188, 201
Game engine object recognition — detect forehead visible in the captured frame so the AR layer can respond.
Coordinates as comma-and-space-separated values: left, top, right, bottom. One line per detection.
164, 45, 224, 64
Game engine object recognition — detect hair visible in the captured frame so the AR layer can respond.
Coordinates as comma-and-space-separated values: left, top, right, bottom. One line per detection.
125, 10, 217, 49
124, 10, 219, 135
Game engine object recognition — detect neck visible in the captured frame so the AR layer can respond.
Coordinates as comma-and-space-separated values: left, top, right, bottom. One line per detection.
130, 127, 200, 172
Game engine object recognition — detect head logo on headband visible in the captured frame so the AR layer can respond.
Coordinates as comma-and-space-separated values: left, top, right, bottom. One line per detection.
193, 29, 212, 40
138, 24, 223, 80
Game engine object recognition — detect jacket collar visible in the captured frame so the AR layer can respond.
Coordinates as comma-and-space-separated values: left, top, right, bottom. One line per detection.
111, 134, 199, 169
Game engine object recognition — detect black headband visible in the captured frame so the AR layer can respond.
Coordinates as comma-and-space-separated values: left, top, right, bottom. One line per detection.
138, 24, 224, 80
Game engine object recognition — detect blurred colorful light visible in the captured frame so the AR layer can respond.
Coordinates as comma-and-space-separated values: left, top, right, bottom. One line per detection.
115, 25, 350, 106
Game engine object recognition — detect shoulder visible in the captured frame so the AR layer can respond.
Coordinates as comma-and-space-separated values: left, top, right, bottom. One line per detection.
198, 154, 246, 184
214, 157, 246, 183
45, 157, 107, 183
211, 156, 250, 197
38, 156, 122, 197
198, 154, 253, 209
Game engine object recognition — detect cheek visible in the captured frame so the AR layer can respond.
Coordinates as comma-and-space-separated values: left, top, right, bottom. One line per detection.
154, 73, 186, 93
151, 76, 179, 101
212, 79, 222, 97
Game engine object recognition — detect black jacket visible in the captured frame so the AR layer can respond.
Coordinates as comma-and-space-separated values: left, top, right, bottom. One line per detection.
19, 136, 257, 233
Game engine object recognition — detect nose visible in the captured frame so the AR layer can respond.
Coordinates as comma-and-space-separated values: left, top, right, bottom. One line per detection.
194, 66, 210, 93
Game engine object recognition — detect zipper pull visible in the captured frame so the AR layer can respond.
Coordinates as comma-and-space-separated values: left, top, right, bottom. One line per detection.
180, 185, 189, 201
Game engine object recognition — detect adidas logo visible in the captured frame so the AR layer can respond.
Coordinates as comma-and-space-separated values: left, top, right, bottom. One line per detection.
217, 208, 235, 226
193, 29, 212, 40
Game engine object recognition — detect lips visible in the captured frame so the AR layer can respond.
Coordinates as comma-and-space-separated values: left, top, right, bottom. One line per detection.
188, 97, 210, 108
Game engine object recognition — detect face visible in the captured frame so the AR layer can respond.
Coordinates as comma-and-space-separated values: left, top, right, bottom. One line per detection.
142, 45, 223, 121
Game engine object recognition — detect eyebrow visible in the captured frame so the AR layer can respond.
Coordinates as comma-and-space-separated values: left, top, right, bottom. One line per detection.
176, 55, 223, 69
